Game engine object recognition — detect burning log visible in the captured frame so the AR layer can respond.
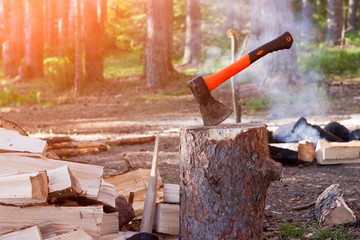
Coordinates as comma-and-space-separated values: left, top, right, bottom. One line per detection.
180, 124, 282, 239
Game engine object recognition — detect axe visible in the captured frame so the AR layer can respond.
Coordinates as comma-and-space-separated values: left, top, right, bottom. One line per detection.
188, 31, 294, 126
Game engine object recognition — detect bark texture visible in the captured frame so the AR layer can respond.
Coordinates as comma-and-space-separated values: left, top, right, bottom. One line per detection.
4, 0, 24, 78
347, 0, 357, 30
24, 0, 44, 79
183, 0, 201, 65
74, 0, 83, 93
145, 0, 170, 88
83, 0, 105, 84
180, 124, 282, 239
326, 0, 343, 46
301, 0, 314, 37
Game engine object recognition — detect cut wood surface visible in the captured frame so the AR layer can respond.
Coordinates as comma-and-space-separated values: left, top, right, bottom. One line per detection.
47, 166, 82, 201
105, 168, 163, 215
100, 212, 119, 236
315, 184, 356, 226
0, 153, 103, 200
140, 134, 159, 233
0, 128, 47, 153
163, 184, 180, 204
180, 124, 282, 239
98, 180, 116, 208
106, 135, 156, 146
0, 204, 104, 238
0, 226, 42, 240
155, 203, 180, 235
99, 233, 126, 240
46, 227, 93, 240
0, 170, 48, 206
316, 140, 360, 164
37, 221, 56, 239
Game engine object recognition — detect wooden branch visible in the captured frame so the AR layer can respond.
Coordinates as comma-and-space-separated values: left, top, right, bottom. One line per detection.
48, 142, 110, 151
46, 227, 93, 240
290, 201, 316, 211
51, 147, 100, 158
0, 153, 103, 200
47, 166, 82, 202
0, 171, 48, 206
123, 153, 136, 171
0, 128, 47, 153
41, 136, 73, 144
0, 118, 27, 136
0, 204, 104, 238
106, 136, 156, 146
140, 134, 160, 233
0, 226, 42, 240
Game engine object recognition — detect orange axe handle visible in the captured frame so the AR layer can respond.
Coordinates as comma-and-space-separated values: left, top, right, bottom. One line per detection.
204, 31, 293, 91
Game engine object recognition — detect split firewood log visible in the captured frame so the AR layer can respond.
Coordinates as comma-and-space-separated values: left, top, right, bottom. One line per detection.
0, 118, 27, 136
106, 135, 156, 146
315, 184, 356, 226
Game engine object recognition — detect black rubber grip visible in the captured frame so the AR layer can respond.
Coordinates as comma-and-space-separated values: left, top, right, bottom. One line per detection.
248, 31, 293, 64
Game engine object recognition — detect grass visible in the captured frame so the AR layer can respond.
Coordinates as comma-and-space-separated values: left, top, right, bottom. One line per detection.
266, 222, 357, 240
243, 96, 273, 114
104, 52, 144, 80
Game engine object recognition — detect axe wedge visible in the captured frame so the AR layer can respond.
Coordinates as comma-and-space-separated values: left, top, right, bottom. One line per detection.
188, 31, 294, 126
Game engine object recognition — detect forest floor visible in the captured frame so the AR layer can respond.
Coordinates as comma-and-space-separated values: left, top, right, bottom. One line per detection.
1, 74, 360, 238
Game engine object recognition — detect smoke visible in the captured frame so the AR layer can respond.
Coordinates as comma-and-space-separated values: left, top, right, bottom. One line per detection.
244, 0, 329, 119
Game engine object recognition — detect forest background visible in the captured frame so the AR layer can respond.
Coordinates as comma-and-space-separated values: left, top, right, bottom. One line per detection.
0, 0, 358, 115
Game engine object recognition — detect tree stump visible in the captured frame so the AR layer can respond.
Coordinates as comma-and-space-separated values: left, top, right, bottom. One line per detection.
180, 124, 282, 239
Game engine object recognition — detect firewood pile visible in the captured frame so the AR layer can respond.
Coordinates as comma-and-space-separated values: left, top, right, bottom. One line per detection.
0, 119, 179, 240
269, 117, 360, 165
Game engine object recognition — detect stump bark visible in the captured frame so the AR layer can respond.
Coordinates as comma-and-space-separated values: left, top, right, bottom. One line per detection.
180, 124, 282, 239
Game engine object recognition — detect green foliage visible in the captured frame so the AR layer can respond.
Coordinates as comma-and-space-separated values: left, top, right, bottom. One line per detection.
275, 222, 356, 240
43, 57, 74, 90
104, 53, 143, 80
244, 96, 273, 114
299, 48, 360, 78
0, 87, 41, 106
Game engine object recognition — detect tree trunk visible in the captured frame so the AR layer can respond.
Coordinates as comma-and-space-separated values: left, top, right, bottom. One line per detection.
183, 0, 201, 65
180, 124, 282, 239
347, 0, 357, 30
165, 0, 175, 74
58, 0, 70, 56
83, 0, 104, 85
226, 0, 235, 29
261, 0, 298, 85
145, 0, 170, 88
45, 0, 57, 52
250, 0, 264, 37
74, 0, 83, 94
0, 0, 11, 57
326, 0, 343, 46
3, 0, 24, 78
301, 0, 314, 37
24, 0, 44, 80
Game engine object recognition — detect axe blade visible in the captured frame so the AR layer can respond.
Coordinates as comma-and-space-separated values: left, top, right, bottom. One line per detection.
188, 76, 233, 126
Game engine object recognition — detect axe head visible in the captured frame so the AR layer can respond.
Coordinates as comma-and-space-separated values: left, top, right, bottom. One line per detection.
188, 76, 233, 126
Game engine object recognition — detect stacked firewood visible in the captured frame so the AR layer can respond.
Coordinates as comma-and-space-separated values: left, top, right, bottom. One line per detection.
0, 119, 163, 239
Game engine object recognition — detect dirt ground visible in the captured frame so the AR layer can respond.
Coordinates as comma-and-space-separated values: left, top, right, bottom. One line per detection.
1, 75, 360, 238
